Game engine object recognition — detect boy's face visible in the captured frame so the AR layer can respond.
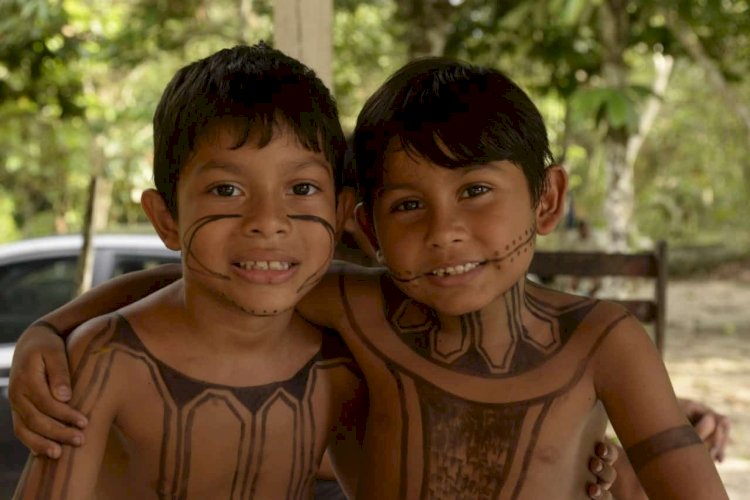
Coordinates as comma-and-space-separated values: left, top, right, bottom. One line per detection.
365, 147, 561, 316
151, 125, 340, 316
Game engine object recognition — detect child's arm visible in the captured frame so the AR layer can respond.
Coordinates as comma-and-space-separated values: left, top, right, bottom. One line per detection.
9, 264, 181, 457
594, 307, 728, 499
608, 398, 731, 500
13, 316, 121, 499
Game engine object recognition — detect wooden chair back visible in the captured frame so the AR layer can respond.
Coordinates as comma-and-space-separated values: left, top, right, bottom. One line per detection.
529, 241, 668, 354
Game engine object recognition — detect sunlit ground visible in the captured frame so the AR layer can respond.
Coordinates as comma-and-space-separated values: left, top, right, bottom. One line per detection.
664, 276, 750, 499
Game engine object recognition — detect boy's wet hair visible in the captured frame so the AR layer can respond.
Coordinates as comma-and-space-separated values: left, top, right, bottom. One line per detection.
353, 57, 554, 210
153, 42, 345, 216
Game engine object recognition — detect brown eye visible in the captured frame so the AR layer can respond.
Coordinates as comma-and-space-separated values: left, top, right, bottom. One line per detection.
462, 185, 490, 198
211, 184, 240, 197
393, 200, 422, 212
291, 183, 320, 196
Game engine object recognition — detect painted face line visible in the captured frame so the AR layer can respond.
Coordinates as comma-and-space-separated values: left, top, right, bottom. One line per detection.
181, 213, 332, 315
245, 305, 294, 317
287, 214, 335, 295
183, 214, 242, 280
388, 226, 536, 284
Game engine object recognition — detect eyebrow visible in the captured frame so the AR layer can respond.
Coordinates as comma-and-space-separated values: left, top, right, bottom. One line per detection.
195, 157, 332, 175
378, 161, 509, 193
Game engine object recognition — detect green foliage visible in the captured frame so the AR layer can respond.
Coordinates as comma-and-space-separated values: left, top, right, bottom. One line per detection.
0, 0, 748, 262
333, 2, 405, 131
0, 0, 274, 241
569, 85, 643, 131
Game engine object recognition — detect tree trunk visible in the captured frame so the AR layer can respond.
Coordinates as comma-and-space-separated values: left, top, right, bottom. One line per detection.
395, 0, 455, 59
599, 0, 631, 251
626, 53, 674, 168
75, 174, 99, 296
75, 136, 107, 296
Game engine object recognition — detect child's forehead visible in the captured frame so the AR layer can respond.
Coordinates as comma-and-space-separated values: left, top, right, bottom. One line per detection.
381, 136, 490, 173
184, 122, 332, 178
197, 119, 327, 160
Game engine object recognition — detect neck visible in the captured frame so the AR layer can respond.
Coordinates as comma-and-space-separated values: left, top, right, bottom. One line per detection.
387, 278, 548, 377
434, 280, 528, 339
179, 279, 300, 354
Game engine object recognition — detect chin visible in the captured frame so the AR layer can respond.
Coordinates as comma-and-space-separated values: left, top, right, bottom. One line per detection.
426, 296, 492, 317
224, 292, 297, 317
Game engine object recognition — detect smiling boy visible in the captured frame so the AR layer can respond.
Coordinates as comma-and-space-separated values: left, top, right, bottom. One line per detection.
11, 55, 698, 499
12, 44, 366, 499
303, 57, 726, 498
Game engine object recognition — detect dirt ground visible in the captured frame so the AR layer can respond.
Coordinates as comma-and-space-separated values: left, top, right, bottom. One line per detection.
662, 263, 750, 499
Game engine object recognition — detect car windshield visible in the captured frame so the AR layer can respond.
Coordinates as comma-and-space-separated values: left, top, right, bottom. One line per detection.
0, 257, 77, 343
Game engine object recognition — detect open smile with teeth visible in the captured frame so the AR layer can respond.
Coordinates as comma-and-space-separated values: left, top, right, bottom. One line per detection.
236, 260, 294, 271
430, 261, 482, 277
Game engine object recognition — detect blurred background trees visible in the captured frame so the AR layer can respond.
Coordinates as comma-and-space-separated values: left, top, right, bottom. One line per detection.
1, 0, 748, 271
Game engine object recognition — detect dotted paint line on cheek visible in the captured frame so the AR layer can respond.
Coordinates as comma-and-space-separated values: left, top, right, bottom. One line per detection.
389, 225, 536, 284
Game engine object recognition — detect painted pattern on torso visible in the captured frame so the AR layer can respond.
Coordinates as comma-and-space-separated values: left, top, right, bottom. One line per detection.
343, 274, 623, 499
43, 315, 358, 500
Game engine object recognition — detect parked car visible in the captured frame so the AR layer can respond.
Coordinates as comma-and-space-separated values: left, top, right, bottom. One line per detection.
0, 233, 180, 496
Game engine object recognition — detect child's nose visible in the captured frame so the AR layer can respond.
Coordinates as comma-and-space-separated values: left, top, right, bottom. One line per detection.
425, 208, 465, 248
241, 196, 292, 237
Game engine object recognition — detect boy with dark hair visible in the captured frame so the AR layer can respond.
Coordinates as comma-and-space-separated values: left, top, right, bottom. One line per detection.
15, 55, 706, 498
322, 56, 726, 498
12, 43, 366, 499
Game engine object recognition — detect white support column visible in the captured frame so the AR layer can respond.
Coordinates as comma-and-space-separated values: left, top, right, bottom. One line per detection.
274, 0, 333, 90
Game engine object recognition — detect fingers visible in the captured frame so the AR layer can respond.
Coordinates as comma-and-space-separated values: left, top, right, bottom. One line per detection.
588, 440, 618, 499
8, 331, 87, 458
697, 413, 731, 462
595, 441, 619, 465
690, 409, 731, 463
590, 455, 617, 487
587, 483, 613, 500
44, 348, 74, 403
11, 395, 86, 457
712, 415, 730, 462
11, 351, 87, 429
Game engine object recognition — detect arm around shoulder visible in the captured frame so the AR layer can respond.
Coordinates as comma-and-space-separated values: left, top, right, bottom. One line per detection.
9, 265, 180, 455
13, 315, 124, 500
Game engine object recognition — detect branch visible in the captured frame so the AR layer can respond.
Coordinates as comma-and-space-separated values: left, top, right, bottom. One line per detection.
626, 52, 673, 167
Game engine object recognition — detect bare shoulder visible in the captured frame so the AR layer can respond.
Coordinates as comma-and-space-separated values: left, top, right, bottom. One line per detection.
525, 279, 634, 329
299, 266, 385, 328
524, 280, 644, 369
66, 314, 123, 369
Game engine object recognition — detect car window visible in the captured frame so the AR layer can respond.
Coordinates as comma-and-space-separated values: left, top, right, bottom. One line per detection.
111, 254, 179, 276
0, 257, 78, 343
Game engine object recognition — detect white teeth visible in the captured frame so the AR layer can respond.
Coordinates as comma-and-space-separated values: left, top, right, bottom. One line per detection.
238, 261, 291, 271
432, 262, 480, 276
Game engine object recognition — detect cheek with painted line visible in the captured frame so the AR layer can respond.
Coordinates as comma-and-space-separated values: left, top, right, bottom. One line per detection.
287, 214, 337, 295
182, 214, 242, 280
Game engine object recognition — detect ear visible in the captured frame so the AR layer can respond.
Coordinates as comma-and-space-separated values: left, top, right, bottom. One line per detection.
141, 189, 181, 251
335, 187, 357, 240
354, 202, 380, 254
535, 165, 568, 235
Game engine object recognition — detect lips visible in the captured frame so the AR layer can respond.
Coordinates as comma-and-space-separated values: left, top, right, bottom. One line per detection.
230, 252, 300, 284
236, 260, 293, 271
429, 261, 483, 277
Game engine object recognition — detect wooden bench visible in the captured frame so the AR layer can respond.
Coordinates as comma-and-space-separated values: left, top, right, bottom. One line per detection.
529, 240, 668, 354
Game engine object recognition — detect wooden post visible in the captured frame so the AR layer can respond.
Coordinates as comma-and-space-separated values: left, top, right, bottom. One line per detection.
274, 0, 333, 90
